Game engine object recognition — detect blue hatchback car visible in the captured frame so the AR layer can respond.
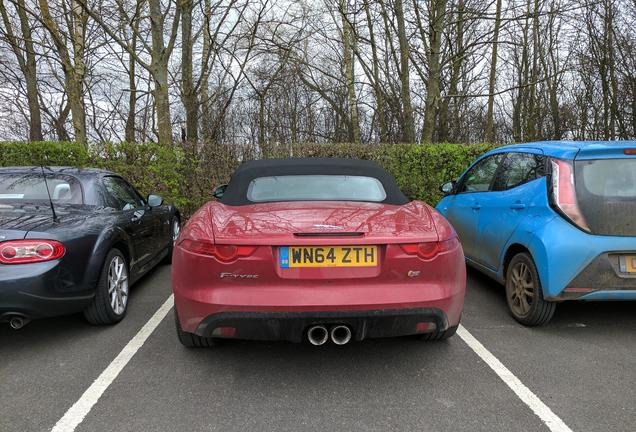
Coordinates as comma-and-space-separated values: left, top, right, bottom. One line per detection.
437, 141, 636, 325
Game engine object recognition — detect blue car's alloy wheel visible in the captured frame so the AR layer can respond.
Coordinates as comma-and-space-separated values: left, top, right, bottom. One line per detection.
505, 253, 556, 326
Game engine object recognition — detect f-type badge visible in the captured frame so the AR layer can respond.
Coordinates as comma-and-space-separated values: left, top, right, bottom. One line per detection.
220, 272, 259, 279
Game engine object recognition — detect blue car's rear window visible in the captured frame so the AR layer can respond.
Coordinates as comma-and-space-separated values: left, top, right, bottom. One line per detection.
575, 159, 636, 236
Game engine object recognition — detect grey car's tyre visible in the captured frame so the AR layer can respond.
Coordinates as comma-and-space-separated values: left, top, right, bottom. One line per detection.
162, 217, 180, 264
505, 252, 556, 326
174, 310, 216, 348
419, 325, 457, 341
84, 249, 129, 325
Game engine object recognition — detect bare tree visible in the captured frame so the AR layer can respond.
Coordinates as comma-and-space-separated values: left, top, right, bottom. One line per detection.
0, 0, 43, 141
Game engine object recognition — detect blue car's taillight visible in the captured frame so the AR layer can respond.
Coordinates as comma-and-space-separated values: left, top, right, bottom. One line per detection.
549, 159, 591, 233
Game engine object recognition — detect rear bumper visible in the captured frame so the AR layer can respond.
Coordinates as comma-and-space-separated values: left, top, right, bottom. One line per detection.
534, 216, 636, 298
0, 261, 94, 320
546, 252, 636, 301
194, 308, 450, 342
172, 240, 466, 340
174, 286, 464, 341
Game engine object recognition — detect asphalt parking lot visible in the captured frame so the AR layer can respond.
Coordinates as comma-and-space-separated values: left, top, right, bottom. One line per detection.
1, 264, 634, 432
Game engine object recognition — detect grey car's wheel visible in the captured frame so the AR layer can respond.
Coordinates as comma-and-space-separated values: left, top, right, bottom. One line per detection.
505, 252, 556, 326
163, 217, 180, 264
174, 310, 216, 348
84, 249, 129, 325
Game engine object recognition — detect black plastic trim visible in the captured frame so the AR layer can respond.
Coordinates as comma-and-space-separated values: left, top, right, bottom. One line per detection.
195, 308, 449, 343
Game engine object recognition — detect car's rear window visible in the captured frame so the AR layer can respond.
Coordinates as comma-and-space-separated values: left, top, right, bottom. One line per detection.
574, 158, 636, 236
0, 173, 83, 204
577, 159, 636, 198
246, 175, 387, 203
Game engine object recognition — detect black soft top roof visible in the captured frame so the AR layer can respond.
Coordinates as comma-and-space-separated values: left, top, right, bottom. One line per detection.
221, 157, 409, 206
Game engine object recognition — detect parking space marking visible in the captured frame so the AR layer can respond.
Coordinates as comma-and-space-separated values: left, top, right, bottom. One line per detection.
50, 295, 174, 432
457, 325, 573, 432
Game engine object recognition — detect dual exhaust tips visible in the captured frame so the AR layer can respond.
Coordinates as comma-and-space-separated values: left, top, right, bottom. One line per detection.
307, 324, 352, 346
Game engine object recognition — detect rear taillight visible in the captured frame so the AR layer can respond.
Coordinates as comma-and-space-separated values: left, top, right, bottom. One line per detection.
0, 240, 65, 264
549, 159, 590, 232
400, 237, 459, 260
179, 239, 256, 262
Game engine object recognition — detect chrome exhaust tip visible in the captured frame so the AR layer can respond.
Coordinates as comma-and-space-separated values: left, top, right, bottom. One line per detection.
9, 316, 28, 330
307, 325, 329, 346
330, 325, 352, 345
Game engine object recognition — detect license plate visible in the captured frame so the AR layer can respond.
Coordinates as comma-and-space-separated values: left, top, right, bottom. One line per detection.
279, 246, 377, 268
619, 255, 636, 273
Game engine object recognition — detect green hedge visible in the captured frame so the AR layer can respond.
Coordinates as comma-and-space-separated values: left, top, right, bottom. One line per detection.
0, 141, 497, 217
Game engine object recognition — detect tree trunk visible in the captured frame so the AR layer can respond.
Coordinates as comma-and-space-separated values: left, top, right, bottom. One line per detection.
340, 0, 360, 143
53, 101, 71, 141
606, 3, 625, 138
258, 94, 266, 150
395, 0, 415, 143
125, 22, 138, 143
181, 0, 198, 142
1, 0, 43, 141
66, 76, 87, 146
484, 0, 502, 143
148, 0, 176, 146
422, 0, 447, 143
38, 0, 87, 145
363, 0, 387, 142
153, 66, 173, 146
632, 78, 636, 137
200, 0, 212, 142
513, 0, 532, 141
18, 0, 43, 141
438, 0, 464, 143
525, 0, 541, 141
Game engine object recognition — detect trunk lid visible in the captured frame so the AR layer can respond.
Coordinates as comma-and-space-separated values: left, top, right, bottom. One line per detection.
573, 149, 636, 236
209, 201, 438, 245
0, 205, 89, 239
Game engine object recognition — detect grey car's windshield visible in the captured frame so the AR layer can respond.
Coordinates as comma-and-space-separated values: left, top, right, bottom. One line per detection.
0, 173, 83, 204
246, 175, 387, 203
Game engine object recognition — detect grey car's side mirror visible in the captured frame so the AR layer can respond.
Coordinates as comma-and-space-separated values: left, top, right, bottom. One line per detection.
147, 194, 164, 207
440, 181, 455, 195
213, 184, 227, 199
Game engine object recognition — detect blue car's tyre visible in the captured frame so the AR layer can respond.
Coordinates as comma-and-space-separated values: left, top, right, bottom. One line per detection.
505, 253, 556, 326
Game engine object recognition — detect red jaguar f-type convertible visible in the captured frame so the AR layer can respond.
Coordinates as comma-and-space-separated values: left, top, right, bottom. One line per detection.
172, 158, 465, 347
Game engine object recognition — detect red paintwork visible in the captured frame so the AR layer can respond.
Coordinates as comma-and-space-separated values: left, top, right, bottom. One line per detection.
172, 200, 466, 336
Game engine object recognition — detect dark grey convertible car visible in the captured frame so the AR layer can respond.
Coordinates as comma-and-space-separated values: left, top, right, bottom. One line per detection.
0, 166, 180, 328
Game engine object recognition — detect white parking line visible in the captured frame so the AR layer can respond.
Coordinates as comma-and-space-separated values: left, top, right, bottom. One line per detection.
50, 298, 571, 432
457, 325, 573, 432
51, 294, 174, 432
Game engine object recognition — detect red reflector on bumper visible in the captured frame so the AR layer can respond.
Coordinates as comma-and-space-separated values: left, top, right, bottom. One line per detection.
212, 326, 237, 337
624, 148, 636, 155
415, 322, 437, 333
564, 288, 594, 293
